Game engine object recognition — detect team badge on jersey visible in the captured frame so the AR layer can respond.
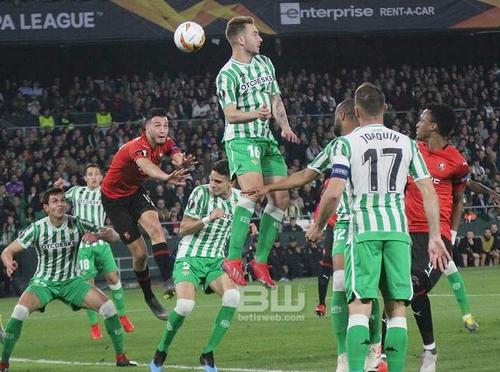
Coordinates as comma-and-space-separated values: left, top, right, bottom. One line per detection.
437, 162, 446, 171
182, 262, 190, 276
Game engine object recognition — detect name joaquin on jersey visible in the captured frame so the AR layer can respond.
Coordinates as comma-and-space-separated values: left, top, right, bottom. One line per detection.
240, 75, 274, 92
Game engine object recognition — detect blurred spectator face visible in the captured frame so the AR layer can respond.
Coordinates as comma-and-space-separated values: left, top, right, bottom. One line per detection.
290, 217, 297, 226
273, 240, 281, 248
157, 199, 165, 209
466, 231, 474, 240
209, 169, 231, 197
84, 165, 102, 188
156, 185, 164, 196
490, 224, 498, 234
483, 229, 492, 239
145, 115, 169, 146
7, 215, 14, 225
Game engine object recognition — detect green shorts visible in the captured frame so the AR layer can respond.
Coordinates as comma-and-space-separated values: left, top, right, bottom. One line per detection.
225, 138, 287, 178
344, 240, 412, 303
173, 256, 226, 293
26, 276, 93, 311
332, 221, 349, 256
77, 240, 118, 280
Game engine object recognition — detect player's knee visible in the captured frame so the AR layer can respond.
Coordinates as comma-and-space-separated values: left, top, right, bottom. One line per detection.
98, 299, 117, 319
411, 270, 430, 296
332, 270, 345, 292
222, 288, 240, 308
175, 299, 195, 317
12, 304, 30, 321
263, 204, 285, 222
444, 260, 458, 276
134, 251, 148, 267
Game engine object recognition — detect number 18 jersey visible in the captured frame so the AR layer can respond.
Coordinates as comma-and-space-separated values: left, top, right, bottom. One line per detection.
331, 124, 429, 243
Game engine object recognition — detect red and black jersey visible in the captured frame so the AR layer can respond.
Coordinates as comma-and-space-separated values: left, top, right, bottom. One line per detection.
102, 133, 180, 199
406, 142, 469, 241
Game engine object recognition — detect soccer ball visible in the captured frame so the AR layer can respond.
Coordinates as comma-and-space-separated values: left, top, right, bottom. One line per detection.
174, 21, 205, 53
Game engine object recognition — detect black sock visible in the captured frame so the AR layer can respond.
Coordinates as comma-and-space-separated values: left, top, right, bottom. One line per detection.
152, 242, 173, 282
411, 294, 435, 346
134, 265, 154, 300
381, 313, 387, 350
317, 266, 331, 305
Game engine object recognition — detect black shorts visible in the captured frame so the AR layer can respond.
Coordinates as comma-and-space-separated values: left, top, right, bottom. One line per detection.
410, 232, 452, 296
102, 188, 156, 244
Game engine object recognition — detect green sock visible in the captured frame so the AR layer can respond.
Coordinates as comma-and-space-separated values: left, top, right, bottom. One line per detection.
346, 315, 370, 372
447, 271, 471, 317
255, 206, 284, 263
103, 314, 124, 354
1, 318, 23, 363
86, 309, 98, 325
203, 306, 236, 354
331, 291, 348, 355
227, 199, 255, 260
110, 283, 126, 316
369, 298, 381, 344
158, 311, 185, 353
384, 317, 408, 372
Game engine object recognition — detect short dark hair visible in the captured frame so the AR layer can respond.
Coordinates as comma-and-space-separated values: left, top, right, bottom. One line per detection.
42, 187, 64, 205
354, 83, 385, 116
225, 16, 254, 43
426, 103, 456, 137
85, 163, 101, 173
337, 98, 356, 120
146, 108, 168, 123
213, 160, 229, 177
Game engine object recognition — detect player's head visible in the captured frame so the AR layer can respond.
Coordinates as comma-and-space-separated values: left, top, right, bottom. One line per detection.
226, 16, 262, 56
354, 83, 387, 122
84, 163, 102, 188
209, 160, 231, 197
145, 107, 169, 145
42, 187, 67, 218
333, 98, 358, 136
416, 103, 456, 141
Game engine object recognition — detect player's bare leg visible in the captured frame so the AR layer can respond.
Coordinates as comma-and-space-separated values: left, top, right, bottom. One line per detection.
127, 234, 168, 320
83, 287, 137, 367
139, 210, 176, 298
104, 271, 134, 332
84, 278, 103, 340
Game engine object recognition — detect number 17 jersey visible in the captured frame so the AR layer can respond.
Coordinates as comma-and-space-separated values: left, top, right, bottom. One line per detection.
331, 124, 430, 243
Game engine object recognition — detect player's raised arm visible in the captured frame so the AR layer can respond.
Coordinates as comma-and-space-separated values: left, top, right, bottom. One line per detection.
135, 158, 188, 185
243, 168, 320, 199
1, 240, 24, 277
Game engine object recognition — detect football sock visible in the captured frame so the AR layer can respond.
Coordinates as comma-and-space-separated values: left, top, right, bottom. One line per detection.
255, 205, 284, 263
157, 311, 185, 353
152, 242, 173, 282
446, 270, 471, 317
86, 309, 98, 325
104, 314, 124, 354
369, 298, 382, 344
331, 290, 348, 355
109, 282, 126, 316
318, 267, 330, 305
384, 317, 408, 372
1, 318, 23, 363
227, 198, 255, 260
411, 294, 434, 345
134, 265, 154, 300
346, 314, 370, 372
203, 306, 236, 354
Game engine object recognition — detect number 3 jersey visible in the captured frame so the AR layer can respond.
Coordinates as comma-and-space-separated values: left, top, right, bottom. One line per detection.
331, 124, 430, 243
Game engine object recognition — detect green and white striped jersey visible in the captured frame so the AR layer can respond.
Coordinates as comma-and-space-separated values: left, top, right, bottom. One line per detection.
65, 186, 106, 229
177, 185, 241, 259
331, 124, 429, 243
216, 55, 281, 142
307, 138, 351, 223
17, 215, 98, 282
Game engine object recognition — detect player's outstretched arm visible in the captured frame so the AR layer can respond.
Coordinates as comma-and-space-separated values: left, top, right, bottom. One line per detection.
223, 103, 271, 124
243, 168, 319, 199
136, 157, 189, 185
1, 240, 24, 277
416, 178, 451, 271
271, 94, 298, 143
179, 209, 224, 237
305, 177, 345, 242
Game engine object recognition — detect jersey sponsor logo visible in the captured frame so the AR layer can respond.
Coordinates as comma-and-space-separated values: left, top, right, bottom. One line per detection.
135, 149, 148, 158
240, 75, 274, 92
76, 198, 101, 206
41, 240, 76, 250
182, 262, 190, 276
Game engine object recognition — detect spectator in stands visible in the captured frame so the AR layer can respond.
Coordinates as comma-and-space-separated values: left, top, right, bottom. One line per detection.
96, 103, 112, 129
285, 189, 304, 219
458, 231, 481, 267
480, 228, 499, 266
286, 237, 303, 279
283, 217, 303, 233
305, 136, 322, 162
38, 108, 55, 129
268, 239, 288, 281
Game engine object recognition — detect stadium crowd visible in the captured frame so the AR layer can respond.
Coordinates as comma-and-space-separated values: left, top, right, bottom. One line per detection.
0, 63, 499, 272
